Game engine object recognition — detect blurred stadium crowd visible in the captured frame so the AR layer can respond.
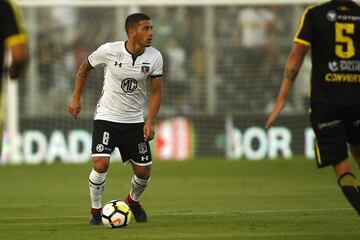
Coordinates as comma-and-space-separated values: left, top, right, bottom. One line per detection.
20, 5, 310, 120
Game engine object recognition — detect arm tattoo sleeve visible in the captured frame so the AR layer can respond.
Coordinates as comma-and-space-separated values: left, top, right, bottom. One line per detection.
78, 61, 91, 79
284, 68, 299, 82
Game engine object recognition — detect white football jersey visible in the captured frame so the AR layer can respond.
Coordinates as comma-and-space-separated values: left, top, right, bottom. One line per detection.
88, 41, 163, 123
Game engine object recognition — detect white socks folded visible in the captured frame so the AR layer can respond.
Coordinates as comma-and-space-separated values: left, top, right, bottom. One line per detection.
130, 175, 150, 202
89, 169, 107, 209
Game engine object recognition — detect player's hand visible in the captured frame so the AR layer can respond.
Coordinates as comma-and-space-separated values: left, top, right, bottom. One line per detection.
68, 96, 81, 119
265, 99, 285, 128
143, 122, 155, 141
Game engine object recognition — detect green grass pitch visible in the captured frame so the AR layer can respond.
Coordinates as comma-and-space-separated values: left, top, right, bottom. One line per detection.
0, 157, 359, 240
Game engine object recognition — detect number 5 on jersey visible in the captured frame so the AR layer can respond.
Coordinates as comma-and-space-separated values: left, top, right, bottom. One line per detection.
335, 22, 355, 59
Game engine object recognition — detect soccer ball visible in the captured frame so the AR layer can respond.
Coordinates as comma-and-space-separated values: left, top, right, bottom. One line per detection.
101, 200, 132, 228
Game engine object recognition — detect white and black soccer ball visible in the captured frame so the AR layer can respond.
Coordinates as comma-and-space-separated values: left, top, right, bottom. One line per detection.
101, 200, 132, 228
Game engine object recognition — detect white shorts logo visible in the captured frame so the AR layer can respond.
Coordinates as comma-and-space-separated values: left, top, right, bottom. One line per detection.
96, 144, 104, 152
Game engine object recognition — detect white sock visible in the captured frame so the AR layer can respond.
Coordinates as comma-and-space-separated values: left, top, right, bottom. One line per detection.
89, 169, 107, 209
130, 175, 150, 202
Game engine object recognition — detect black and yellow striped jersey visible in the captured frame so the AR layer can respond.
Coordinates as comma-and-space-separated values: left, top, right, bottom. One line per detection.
295, 0, 360, 106
0, 0, 27, 81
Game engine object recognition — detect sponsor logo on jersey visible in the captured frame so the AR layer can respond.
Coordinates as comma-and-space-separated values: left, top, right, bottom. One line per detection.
328, 60, 339, 72
114, 61, 122, 67
121, 78, 138, 93
327, 10, 337, 22
325, 73, 360, 83
328, 60, 360, 72
338, 15, 360, 22
96, 144, 104, 152
141, 66, 150, 75
340, 60, 360, 72
138, 142, 148, 155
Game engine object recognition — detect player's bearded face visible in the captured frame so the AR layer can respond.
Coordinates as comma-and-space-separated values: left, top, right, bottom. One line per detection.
136, 20, 153, 47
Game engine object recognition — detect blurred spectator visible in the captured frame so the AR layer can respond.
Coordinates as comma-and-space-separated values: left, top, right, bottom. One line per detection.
237, 6, 277, 111
49, 8, 76, 97
37, 10, 57, 92
152, 8, 182, 50
165, 38, 188, 112
183, 8, 206, 113
52, 7, 76, 43
189, 43, 205, 113
150, 8, 190, 114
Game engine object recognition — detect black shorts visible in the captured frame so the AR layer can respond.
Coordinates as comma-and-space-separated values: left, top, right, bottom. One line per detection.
310, 103, 360, 168
91, 120, 152, 166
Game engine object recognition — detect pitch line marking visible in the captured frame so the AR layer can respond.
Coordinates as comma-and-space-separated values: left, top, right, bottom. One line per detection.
156, 208, 353, 216
0, 208, 353, 221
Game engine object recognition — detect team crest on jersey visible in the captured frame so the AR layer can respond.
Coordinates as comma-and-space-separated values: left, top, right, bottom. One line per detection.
138, 143, 148, 155
96, 144, 104, 152
327, 11, 337, 22
141, 66, 150, 75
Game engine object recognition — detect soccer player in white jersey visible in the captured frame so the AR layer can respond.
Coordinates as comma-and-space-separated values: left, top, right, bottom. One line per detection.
68, 13, 163, 224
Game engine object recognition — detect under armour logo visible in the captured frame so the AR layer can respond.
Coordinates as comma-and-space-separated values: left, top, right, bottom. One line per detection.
114, 61, 122, 67
141, 156, 149, 161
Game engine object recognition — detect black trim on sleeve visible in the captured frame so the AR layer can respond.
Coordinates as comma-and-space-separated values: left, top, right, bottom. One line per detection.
87, 57, 95, 69
150, 74, 163, 79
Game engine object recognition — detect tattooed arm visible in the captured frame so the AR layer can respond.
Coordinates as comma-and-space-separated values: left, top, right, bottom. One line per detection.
265, 43, 309, 128
68, 59, 93, 119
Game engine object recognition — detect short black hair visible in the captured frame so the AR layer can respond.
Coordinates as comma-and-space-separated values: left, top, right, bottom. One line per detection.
125, 13, 151, 34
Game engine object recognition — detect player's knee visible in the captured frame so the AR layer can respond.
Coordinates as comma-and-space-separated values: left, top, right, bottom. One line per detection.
135, 168, 151, 180
132, 162, 151, 179
350, 144, 360, 164
333, 159, 352, 177
93, 164, 108, 173
92, 157, 109, 173
136, 171, 151, 180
